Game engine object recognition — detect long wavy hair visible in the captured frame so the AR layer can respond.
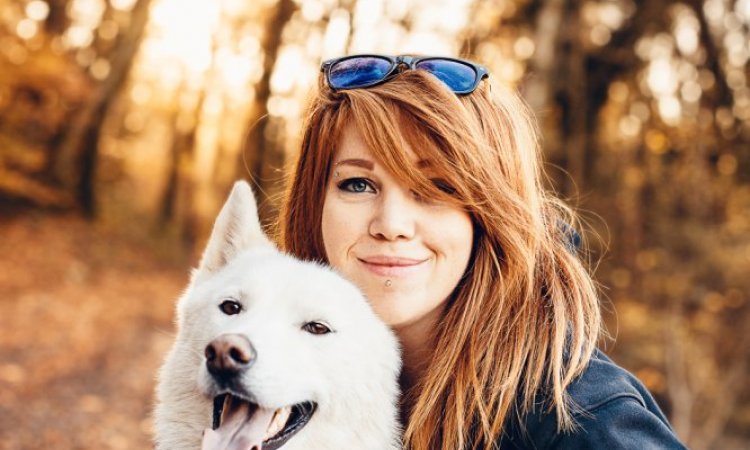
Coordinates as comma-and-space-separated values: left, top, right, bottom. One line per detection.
279, 68, 601, 450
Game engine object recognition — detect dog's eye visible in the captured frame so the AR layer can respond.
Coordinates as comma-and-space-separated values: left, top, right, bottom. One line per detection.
302, 321, 332, 335
219, 300, 242, 315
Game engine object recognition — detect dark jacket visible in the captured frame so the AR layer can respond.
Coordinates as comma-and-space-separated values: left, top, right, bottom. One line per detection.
496, 350, 687, 449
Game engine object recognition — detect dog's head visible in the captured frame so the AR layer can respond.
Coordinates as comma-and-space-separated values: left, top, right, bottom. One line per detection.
170, 181, 400, 450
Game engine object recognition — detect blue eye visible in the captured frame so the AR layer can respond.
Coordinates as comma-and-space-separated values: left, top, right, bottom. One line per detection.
338, 178, 375, 193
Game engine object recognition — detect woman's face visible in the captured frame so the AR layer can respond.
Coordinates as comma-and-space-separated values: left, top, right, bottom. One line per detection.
321, 123, 474, 328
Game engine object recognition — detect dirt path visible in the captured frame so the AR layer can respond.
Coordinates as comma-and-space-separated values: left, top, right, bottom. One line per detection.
0, 213, 189, 449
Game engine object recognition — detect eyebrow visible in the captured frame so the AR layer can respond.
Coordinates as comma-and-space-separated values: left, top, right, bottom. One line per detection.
334, 158, 432, 170
334, 158, 374, 170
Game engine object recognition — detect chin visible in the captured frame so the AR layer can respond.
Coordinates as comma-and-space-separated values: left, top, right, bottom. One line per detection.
379, 306, 439, 329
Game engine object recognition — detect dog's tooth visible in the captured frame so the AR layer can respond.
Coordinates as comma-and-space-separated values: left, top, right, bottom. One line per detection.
277, 406, 291, 427
220, 394, 237, 423
264, 406, 291, 439
264, 413, 280, 439
219, 394, 233, 424
270, 409, 286, 436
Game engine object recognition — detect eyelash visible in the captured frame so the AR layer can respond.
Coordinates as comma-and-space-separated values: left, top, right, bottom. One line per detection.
431, 179, 457, 195
337, 177, 376, 194
336, 177, 456, 200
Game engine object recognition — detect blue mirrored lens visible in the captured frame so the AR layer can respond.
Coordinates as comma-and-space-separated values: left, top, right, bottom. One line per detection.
415, 59, 477, 92
329, 57, 393, 89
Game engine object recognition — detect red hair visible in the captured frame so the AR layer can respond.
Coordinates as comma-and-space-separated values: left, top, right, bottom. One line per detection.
280, 70, 601, 449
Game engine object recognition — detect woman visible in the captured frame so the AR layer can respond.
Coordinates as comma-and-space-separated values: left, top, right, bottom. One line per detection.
280, 55, 685, 449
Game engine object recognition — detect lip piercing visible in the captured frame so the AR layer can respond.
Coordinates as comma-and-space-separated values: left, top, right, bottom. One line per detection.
385, 280, 392, 287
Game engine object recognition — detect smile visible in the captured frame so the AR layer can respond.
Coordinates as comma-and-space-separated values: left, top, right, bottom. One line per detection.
203, 393, 317, 450
357, 256, 428, 277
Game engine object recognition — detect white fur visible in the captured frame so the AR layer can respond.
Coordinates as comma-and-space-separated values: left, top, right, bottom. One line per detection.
154, 181, 402, 450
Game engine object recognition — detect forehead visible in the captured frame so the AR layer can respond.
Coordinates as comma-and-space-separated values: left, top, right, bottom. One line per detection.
334, 122, 429, 169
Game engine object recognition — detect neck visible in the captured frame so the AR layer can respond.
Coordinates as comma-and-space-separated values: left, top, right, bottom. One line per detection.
392, 305, 443, 423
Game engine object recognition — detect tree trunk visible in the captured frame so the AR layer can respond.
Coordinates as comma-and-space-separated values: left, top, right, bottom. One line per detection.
44, 0, 70, 35
686, 0, 733, 109
522, 0, 564, 113
548, 1, 588, 195
664, 307, 693, 442
237, 0, 297, 224
159, 83, 207, 248
52, 0, 153, 216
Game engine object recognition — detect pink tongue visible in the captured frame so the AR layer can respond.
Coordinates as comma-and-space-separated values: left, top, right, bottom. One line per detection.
201, 397, 277, 450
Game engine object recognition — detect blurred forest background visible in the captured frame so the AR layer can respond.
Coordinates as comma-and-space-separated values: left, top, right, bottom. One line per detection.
0, 0, 748, 448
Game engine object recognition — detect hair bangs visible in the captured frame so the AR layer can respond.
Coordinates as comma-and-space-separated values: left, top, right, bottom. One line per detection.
335, 76, 476, 206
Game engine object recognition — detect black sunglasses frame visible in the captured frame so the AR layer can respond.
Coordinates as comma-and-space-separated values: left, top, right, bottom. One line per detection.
320, 54, 490, 95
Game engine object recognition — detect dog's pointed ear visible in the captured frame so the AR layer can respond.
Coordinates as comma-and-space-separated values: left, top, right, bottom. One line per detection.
195, 181, 272, 278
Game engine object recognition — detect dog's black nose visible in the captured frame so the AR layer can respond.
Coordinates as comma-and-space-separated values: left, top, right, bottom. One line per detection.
205, 334, 255, 379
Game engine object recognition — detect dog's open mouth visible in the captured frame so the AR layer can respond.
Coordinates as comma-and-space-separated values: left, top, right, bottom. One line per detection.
201, 393, 317, 450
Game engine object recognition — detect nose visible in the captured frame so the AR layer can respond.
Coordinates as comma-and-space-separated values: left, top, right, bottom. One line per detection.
368, 189, 416, 241
205, 334, 256, 380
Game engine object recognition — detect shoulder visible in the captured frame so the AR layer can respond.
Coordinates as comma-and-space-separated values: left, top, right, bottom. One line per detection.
566, 349, 664, 416
499, 350, 687, 450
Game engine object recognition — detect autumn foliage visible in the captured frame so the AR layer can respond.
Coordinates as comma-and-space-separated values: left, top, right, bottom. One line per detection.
1, 0, 748, 449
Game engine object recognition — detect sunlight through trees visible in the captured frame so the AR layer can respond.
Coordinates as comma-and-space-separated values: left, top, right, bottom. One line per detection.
1, 1, 748, 448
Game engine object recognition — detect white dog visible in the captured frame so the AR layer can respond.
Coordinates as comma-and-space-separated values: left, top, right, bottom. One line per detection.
154, 181, 402, 450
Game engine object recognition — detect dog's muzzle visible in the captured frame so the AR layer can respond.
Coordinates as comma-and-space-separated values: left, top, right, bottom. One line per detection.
201, 334, 317, 450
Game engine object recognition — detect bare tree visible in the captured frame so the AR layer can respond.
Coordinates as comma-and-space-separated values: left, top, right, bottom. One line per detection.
52, 0, 153, 216
237, 0, 297, 225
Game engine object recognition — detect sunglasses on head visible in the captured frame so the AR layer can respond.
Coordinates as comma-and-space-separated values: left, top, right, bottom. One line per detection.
321, 54, 489, 95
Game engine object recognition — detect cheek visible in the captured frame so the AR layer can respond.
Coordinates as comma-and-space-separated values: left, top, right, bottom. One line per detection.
439, 211, 473, 257
321, 194, 352, 266
435, 211, 474, 282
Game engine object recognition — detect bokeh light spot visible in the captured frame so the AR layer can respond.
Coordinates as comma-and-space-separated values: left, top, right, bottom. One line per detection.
26, 0, 51, 21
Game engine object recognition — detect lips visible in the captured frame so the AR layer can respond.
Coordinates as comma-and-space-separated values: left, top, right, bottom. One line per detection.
357, 255, 428, 277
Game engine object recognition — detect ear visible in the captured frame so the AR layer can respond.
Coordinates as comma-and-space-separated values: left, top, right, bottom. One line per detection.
195, 181, 273, 278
